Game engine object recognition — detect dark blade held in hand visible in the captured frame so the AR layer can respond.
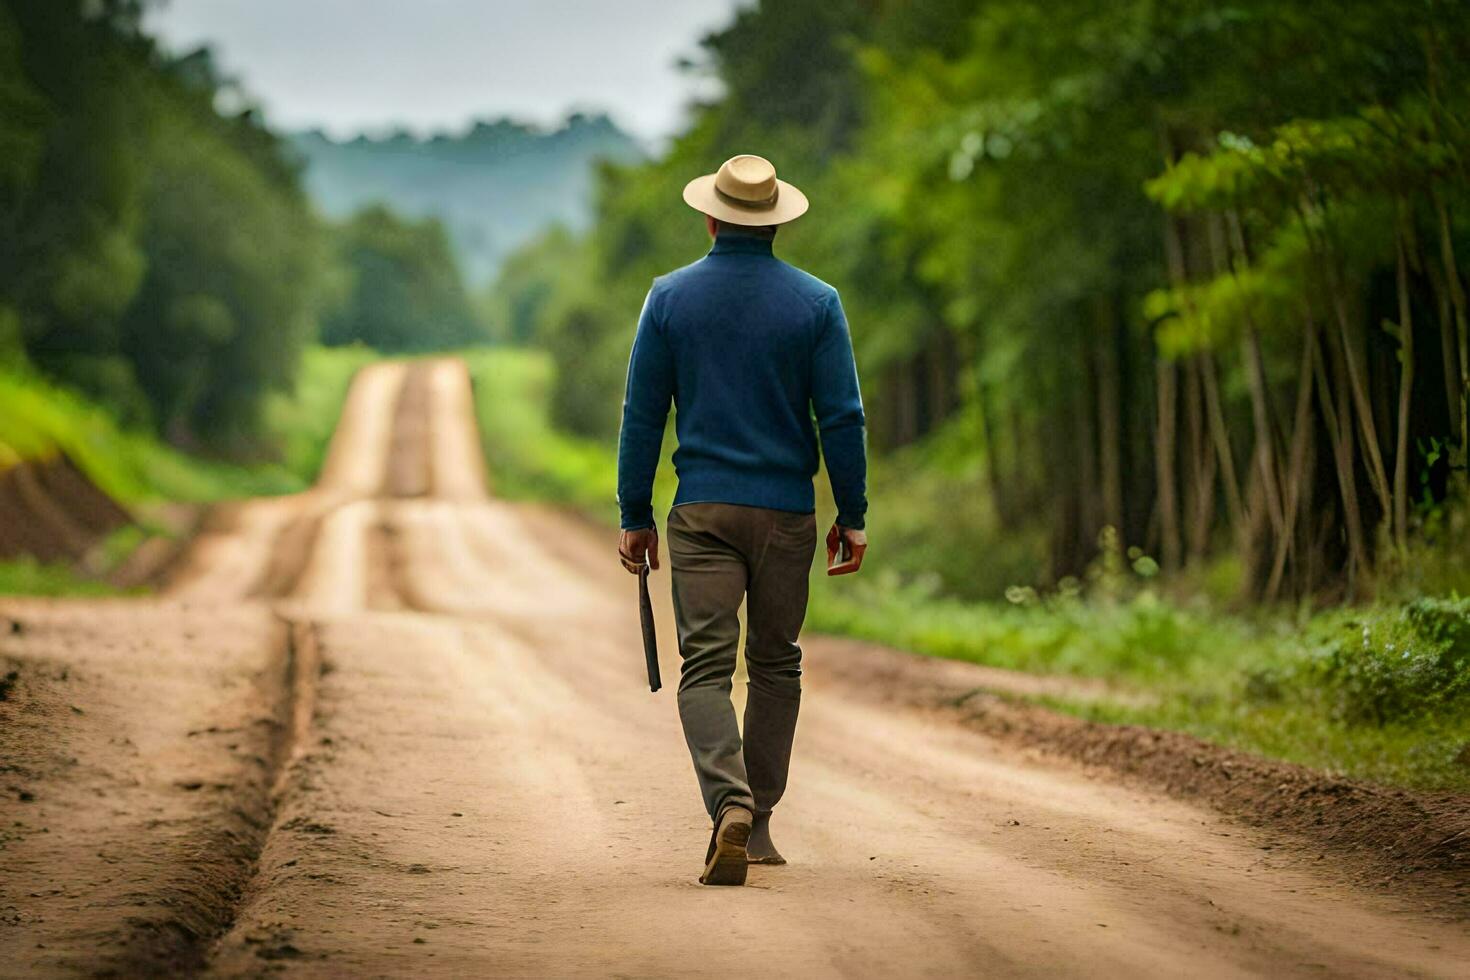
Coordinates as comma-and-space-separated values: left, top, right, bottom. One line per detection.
638, 563, 661, 692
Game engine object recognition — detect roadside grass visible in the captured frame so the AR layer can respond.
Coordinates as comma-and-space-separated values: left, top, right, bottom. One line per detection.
0, 557, 129, 597
460, 347, 676, 515
0, 345, 373, 596
808, 572, 1470, 791
0, 367, 301, 505
261, 343, 381, 485
458, 345, 1470, 793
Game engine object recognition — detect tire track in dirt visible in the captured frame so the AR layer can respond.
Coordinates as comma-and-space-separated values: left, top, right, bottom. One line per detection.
382, 365, 433, 500
1, 363, 406, 974
249, 511, 329, 600
0, 603, 297, 975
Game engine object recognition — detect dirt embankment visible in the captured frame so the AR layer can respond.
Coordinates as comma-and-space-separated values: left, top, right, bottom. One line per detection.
0, 454, 132, 565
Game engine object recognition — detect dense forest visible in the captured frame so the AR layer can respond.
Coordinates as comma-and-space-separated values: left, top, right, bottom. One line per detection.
493, 0, 1470, 602
0, 0, 484, 454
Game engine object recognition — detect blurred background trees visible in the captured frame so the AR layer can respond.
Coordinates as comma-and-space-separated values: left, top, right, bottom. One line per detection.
1, 0, 327, 449
0, 0, 488, 455
320, 205, 481, 354
491, 0, 1470, 600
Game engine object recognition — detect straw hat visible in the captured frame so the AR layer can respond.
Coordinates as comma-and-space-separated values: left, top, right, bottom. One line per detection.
682, 154, 809, 226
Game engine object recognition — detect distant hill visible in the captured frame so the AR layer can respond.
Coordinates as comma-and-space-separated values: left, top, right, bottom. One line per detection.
289, 113, 642, 285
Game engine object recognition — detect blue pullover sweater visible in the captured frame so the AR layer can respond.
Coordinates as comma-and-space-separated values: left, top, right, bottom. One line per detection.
617, 230, 867, 531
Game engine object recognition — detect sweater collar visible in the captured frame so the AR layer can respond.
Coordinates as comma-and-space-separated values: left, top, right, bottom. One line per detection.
709, 231, 775, 256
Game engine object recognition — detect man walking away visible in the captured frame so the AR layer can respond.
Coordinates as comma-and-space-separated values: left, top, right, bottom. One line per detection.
616, 154, 868, 886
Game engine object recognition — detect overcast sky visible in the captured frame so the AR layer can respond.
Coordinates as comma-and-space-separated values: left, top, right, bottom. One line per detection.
145, 0, 748, 141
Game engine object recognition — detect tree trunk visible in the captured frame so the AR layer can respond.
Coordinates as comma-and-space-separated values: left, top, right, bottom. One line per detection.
1434, 192, 1469, 481
1095, 297, 1125, 535
1184, 355, 1216, 564
1323, 254, 1394, 524
1391, 203, 1416, 552
1265, 315, 1318, 601
1074, 346, 1100, 561
977, 383, 1012, 526
1201, 353, 1245, 535
1317, 328, 1370, 593
1243, 328, 1287, 538
1154, 203, 1190, 575
1155, 357, 1181, 573
1225, 211, 1289, 556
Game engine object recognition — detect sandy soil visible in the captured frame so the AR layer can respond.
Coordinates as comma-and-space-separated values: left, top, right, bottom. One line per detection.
2, 359, 1467, 978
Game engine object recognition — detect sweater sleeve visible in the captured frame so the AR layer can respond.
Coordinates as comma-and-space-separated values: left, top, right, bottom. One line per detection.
812, 290, 868, 529
616, 286, 674, 530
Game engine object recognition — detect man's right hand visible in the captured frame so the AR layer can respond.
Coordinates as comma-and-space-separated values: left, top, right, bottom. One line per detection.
619, 527, 660, 574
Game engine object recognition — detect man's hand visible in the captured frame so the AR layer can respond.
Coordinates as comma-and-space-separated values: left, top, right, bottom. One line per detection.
825, 525, 867, 576
619, 526, 660, 574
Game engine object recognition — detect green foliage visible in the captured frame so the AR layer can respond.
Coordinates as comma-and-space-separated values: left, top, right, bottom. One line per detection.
855, 406, 1050, 597
0, 364, 301, 505
1146, 99, 1469, 217
1144, 219, 1316, 356
0, 556, 126, 597
121, 70, 328, 448
808, 569, 1470, 790
321, 206, 485, 354
482, 222, 645, 439
0, 2, 330, 452
480, 226, 580, 345
1309, 597, 1470, 726
459, 347, 675, 515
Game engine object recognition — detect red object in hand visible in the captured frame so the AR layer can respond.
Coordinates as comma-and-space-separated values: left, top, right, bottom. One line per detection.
826, 524, 867, 576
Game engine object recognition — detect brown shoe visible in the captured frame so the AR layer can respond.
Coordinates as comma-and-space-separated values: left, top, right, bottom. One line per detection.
700, 805, 753, 886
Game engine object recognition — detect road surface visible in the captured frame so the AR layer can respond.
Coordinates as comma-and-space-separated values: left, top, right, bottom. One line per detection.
2, 360, 1466, 978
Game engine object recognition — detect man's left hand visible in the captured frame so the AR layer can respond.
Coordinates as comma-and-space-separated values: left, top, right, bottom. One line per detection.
619, 526, 659, 574
826, 525, 867, 576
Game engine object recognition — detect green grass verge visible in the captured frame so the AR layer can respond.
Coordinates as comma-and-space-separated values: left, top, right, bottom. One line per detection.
0, 557, 130, 597
807, 574, 1470, 791
0, 367, 301, 505
0, 345, 375, 596
460, 347, 676, 515
261, 344, 381, 486
459, 345, 1470, 793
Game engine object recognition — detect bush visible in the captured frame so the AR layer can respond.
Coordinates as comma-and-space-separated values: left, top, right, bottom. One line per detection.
321, 206, 484, 354
1311, 597, 1470, 726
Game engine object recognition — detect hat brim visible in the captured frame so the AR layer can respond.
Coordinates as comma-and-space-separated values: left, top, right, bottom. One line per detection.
682, 174, 809, 226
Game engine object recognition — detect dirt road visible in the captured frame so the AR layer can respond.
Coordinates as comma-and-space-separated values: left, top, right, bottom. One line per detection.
2, 360, 1467, 978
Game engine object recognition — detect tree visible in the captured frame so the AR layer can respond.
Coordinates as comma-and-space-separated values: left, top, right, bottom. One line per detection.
1, 1, 332, 451
321, 205, 485, 354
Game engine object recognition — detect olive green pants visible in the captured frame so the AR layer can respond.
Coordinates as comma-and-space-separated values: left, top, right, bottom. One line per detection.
667, 502, 816, 822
